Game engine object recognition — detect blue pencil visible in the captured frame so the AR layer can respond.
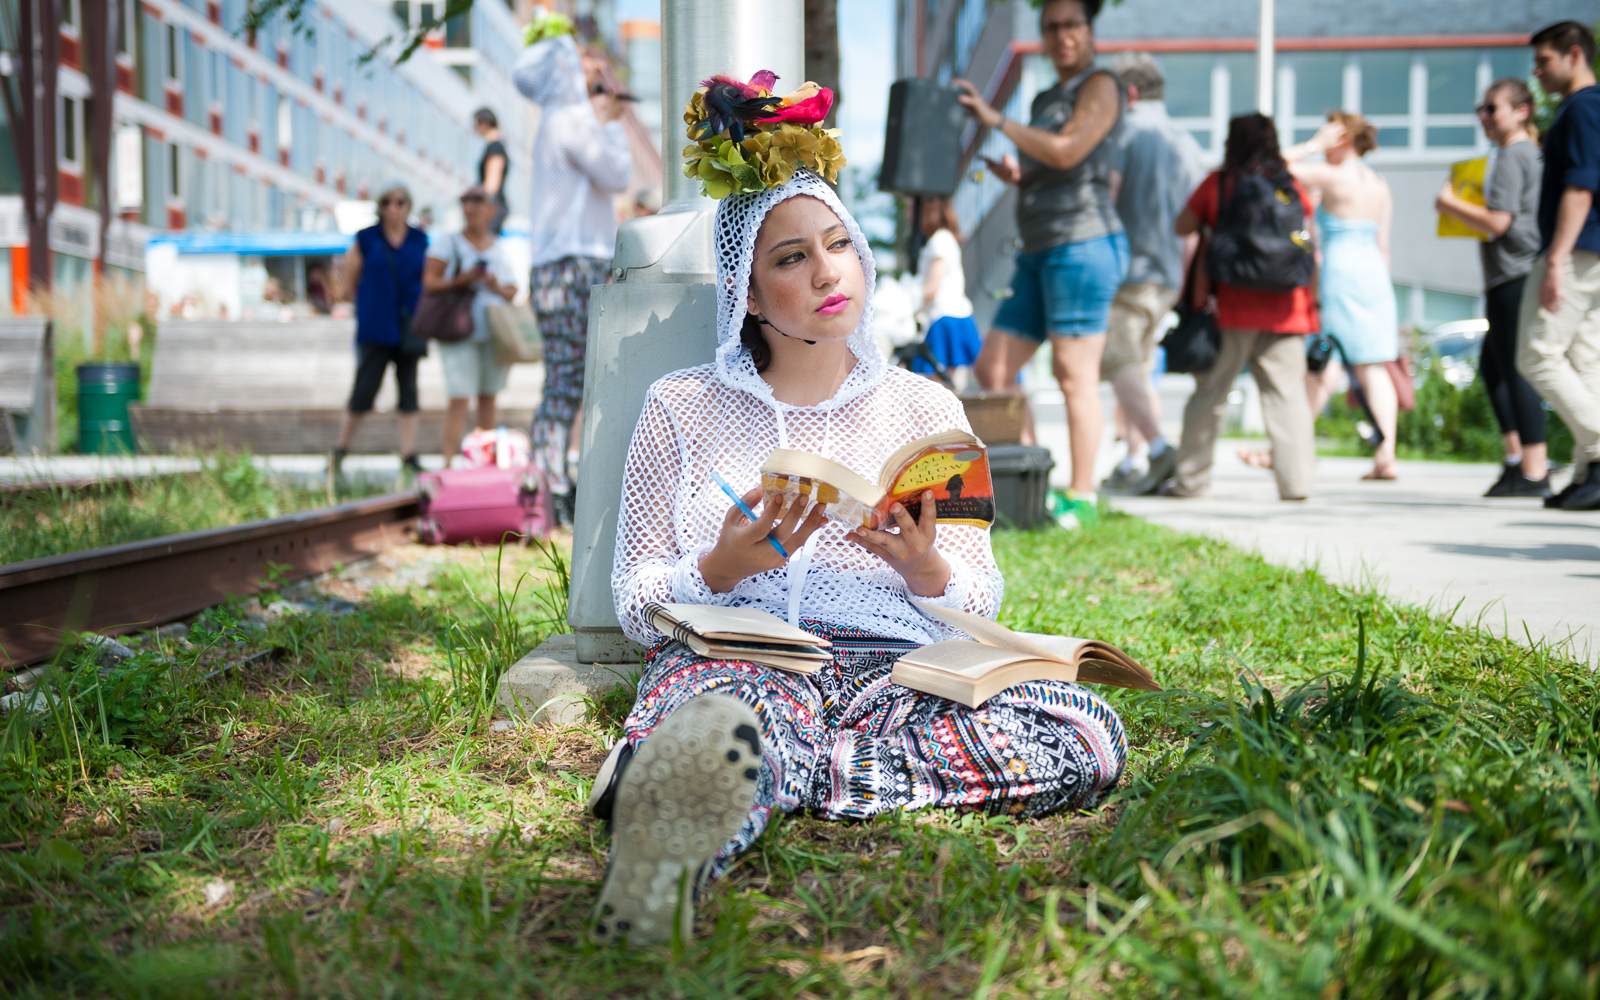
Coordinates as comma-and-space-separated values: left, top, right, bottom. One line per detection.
710, 470, 789, 559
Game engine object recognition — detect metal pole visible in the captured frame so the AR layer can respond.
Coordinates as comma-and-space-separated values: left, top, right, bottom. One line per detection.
1256, 0, 1274, 116
660, 0, 805, 209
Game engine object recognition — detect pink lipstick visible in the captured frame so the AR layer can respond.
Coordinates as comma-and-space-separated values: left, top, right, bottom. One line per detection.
815, 293, 850, 315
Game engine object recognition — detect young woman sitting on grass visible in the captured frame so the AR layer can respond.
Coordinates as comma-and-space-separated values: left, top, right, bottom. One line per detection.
587, 73, 1129, 945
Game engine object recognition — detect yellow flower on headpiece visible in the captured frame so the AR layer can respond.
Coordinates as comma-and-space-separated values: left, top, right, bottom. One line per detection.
684, 91, 708, 129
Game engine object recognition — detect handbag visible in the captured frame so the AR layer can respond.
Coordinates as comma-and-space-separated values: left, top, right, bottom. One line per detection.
412, 233, 477, 342
487, 301, 543, 364
378, 234, 428, 357
1161, 241, 1221, 374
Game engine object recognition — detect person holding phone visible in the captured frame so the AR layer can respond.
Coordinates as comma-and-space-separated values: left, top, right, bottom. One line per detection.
953, 0, 1127, 525
425, 185, 518, 460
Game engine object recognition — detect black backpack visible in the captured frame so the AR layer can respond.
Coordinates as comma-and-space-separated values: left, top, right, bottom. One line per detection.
1205, 170, 1315, 292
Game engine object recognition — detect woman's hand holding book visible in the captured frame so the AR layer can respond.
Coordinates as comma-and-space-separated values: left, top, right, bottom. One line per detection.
699, 485, 829, 594
846, 490, 953, 598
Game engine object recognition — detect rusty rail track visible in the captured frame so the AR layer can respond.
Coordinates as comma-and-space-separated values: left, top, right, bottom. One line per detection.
0, 492, 418, 668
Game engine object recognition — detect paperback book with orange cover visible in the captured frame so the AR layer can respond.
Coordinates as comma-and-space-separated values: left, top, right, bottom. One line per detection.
760, 430, 995, 530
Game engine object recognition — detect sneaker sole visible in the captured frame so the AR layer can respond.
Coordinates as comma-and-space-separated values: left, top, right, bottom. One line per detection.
591, 695, 762, 945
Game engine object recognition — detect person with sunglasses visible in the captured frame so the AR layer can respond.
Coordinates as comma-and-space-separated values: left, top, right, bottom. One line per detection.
333, 184, 428, 477
426, 185, 519, 459
953, 0, 1127, 526
1437, 78, 1548, 498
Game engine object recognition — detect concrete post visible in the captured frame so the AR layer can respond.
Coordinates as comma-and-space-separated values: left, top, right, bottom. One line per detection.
565, 0, 805, 664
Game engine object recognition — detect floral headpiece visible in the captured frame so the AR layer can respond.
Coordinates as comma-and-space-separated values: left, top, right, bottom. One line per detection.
523, 10, 575, 46
682, 71, 845, 199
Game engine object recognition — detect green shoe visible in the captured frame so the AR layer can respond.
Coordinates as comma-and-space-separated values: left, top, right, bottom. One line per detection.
1047, 490, 1099, 529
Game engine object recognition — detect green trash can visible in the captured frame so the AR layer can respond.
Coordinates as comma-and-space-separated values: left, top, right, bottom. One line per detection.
77, 363, 141, 454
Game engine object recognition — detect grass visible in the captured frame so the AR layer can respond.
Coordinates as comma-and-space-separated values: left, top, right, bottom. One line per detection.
0, 515, 1595, 997
0, 451, 388, 565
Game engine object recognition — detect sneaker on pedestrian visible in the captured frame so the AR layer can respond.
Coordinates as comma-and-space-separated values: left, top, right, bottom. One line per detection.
328, 447, 347, 478
1483, 461, 1521, 497
1559, 475, 1600, 511
1049, 490, 1098, 528
591, 695, 762, 945
400, 454, 423, 478
1156, 479, 1203, 499
1101, 461, 1145, 492
1545, 478, 1583, 509
1130, 445, 1178, 496
1502, 467, 1552, 498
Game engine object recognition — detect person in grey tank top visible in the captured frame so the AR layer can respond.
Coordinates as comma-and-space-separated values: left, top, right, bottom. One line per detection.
954, 0, 1128, 518
1436, 77, 1550, 498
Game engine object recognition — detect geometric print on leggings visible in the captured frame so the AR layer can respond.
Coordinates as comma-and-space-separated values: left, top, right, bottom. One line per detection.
623, 623, 1129, 879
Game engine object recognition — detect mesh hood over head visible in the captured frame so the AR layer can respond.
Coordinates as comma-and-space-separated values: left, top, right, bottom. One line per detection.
514, 34, 587, 107
712, 170, 885, 409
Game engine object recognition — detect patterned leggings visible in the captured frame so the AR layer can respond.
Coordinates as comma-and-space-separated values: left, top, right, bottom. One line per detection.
529, 255, 611, 497
623, 625, 1128, 879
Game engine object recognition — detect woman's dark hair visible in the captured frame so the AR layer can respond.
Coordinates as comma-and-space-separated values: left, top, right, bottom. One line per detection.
473, 107, 498, 129
741, 312, 771, 372
1221, 113, 1288, 176
1036, 0, 1102, 24
1487, 76, 1540, 141
918, 197, 963, 241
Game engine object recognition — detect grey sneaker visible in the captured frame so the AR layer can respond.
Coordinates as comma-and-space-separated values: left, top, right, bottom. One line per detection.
1130, 446, 1179, 496
591, 695, 762, 945
1101, 463, 1145, 492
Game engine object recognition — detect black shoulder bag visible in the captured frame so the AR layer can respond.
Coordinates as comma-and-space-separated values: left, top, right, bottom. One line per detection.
379, 232, 428, 357
1160, 240, 1221, 374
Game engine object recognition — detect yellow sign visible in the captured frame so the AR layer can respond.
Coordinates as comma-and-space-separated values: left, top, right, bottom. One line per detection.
1438, 157, 1490, 241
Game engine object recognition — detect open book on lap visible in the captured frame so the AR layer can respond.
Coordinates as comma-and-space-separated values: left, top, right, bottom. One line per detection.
761, 430, 995, 530
894, 601, 1161, 708
643, 603, 832, 675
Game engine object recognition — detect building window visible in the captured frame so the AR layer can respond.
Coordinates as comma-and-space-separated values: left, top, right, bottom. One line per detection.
165, 24, 181, 81
60, 0, 78, 31
60, 96, 79, 166
168, 143, 181, 198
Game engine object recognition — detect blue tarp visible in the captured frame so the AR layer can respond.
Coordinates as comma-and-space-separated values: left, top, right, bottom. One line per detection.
145, 231, 356, 256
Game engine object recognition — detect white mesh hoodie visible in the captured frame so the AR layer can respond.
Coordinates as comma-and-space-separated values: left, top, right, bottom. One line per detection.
611, 171, 1004, 647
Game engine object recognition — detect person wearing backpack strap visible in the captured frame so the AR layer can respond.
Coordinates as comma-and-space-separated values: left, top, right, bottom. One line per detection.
1164, 113, 1317, 502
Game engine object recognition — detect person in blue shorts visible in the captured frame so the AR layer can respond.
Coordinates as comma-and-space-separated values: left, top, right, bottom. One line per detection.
955, 0, 1127, 520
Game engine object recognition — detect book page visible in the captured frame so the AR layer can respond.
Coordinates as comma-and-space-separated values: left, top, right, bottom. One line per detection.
895, 640, 1055, 679
652, 603, 822, 646
762, 449, 884, 507
910, 601, 1067, 663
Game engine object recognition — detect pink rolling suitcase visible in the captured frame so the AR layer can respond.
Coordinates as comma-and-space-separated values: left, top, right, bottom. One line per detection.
416, 465, 550, 545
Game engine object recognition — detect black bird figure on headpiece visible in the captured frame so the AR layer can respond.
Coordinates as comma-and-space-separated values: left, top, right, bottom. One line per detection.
697, 71, 783, 143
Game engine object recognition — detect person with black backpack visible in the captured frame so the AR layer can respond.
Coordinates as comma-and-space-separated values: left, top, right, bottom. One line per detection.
1160, 113, 1317, 501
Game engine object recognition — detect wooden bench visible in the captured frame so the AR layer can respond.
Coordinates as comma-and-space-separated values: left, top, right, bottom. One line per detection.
132, 320, 545, 454
0, 318, 55, 455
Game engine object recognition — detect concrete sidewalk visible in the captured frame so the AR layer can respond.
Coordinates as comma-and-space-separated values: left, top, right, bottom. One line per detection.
1109, 447, 1598, 665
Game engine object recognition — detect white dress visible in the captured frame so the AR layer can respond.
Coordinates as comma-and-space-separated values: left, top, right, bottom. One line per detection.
611, 173, 1003, 647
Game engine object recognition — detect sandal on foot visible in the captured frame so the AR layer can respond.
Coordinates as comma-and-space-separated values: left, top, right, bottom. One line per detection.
591, 695, 762, 946
1237, 448, 1274, 469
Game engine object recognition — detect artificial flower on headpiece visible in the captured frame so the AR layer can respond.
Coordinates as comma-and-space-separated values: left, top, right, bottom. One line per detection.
682, 70, 846, 199
522, 10, 575, 46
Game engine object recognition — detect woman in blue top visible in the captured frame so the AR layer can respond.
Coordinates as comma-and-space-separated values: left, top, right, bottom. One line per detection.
334, 184, 429, 476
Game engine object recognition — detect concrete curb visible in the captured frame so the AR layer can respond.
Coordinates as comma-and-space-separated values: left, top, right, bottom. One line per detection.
494, 633, 627, 725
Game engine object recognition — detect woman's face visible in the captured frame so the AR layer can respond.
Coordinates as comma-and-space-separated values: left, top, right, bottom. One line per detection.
1479, 88, 1528, 145
378, 191, 410, 223
746, 195, 866, 346
460, 192, 494, 230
